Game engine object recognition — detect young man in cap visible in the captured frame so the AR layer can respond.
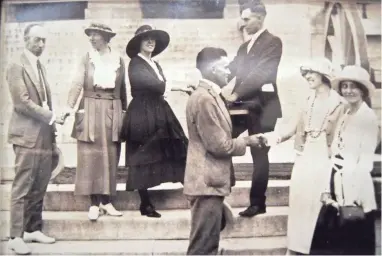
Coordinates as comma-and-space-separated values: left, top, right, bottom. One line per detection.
224, 0, 283, 217
6, 23, 67, 255
183, 47, 263, 255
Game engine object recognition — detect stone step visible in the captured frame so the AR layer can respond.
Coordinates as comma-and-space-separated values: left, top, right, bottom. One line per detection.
2, 160, 381, 184
0, 180, 290, 211
0, 237, 287, 255
1, 178, 380, 211
0, 207, 289, 241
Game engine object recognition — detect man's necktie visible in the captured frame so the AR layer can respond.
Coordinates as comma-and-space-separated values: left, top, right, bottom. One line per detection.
36, 60, 47, 102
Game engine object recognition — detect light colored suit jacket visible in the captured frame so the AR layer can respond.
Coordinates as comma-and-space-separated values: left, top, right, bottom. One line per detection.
7, 52, 55, 148
183, 80, 247, 197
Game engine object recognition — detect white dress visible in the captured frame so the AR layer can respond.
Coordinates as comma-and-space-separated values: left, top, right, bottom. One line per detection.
287, 95, 337, 254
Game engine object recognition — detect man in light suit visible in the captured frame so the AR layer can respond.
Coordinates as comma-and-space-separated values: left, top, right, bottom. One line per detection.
6, 24, 67, 255
183, 47, 262, 255
225, 0, 283, 217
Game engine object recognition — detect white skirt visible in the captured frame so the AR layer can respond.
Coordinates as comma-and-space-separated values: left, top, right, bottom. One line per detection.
287, 134, 332, 254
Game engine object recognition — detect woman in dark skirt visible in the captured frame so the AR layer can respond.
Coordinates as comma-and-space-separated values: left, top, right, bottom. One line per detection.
311, 65, 379, 255
121, 25, 188, 218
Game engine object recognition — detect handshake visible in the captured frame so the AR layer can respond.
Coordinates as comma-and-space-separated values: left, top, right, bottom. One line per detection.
53, 107, 74, 125
243, 133, 282, 148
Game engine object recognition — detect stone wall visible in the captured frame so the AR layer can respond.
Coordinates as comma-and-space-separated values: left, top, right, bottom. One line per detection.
0, 1, 380, 158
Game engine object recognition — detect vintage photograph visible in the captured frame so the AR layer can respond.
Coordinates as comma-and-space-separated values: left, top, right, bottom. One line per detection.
0, 0, 381, 255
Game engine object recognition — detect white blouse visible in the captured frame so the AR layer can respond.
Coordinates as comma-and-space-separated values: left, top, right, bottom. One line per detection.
331, 102, 379, 212
89, 48, 120, 89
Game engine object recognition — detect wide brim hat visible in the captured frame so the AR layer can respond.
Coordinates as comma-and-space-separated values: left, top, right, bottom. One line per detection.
300, 57, 336, 81
126, 25, 170, 58
331, 65, 375, 95
85, 23, 116, 38
50, 146, 65, 182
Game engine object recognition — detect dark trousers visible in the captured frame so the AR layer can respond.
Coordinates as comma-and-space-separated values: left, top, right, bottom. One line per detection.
187, 196, 224, 255
231, 114, 270, 207
10, 125, 53, 237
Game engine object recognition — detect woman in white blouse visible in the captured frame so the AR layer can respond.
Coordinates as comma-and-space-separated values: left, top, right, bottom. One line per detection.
67, 23, 127, 221
317, 65, 379, 255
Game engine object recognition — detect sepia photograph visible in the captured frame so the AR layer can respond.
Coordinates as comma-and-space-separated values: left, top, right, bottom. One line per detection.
0, 0, 381, 255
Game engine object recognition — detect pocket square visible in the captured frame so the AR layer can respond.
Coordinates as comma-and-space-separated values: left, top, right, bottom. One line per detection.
261, 83, 274, 92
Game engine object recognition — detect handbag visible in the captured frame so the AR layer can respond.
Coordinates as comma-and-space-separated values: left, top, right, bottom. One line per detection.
330, 154, 365, 227
338, 204, 365, 227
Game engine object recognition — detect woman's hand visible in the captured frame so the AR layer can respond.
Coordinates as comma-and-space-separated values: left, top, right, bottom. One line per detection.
323, 198, 340, 210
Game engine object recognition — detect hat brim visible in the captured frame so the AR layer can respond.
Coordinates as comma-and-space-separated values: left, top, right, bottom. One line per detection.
50, 147, 65, 182
84, 28, 116, 38
126, 30, 170, 58
300, 66, 332, 81
331, 77, 375, 95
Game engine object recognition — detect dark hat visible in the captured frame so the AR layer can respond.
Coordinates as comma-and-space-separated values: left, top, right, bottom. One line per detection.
84, 23, 116, 38
126, 25, 170, 58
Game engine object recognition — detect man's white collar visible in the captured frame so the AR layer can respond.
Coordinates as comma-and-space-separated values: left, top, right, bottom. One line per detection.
201, 78, 222, 95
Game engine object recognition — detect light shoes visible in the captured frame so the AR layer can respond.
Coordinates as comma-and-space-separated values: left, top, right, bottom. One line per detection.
88, 203, 122, 221
8, 237, 31, 255
8, 231, 56, 255
23, 231, 56, 244
99, 203, 123, 216
88, 206, 100, 221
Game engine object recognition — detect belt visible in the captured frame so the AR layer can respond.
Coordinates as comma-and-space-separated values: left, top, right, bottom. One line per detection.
83, 91, 119, 100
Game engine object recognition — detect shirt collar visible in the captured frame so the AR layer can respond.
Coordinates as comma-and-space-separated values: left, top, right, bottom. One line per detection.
250, 28, 266, 42
138, 53, 154, 64
200, 78, 222, 95
24, 49, 39, 65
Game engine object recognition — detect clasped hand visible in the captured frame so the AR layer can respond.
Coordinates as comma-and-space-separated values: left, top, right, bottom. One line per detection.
245, 134, 267, 148
54, 107, 74, 125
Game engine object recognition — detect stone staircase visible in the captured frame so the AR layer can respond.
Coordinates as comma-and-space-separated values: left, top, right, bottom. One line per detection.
0, 140, 381, 255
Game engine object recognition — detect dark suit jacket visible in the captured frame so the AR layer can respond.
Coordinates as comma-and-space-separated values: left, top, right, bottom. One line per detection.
183, 81, 247, 197
7, 52, 56, 148
229, 30, 283, 132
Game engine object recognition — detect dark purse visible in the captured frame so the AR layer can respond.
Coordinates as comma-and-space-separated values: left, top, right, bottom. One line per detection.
330, 154, 365, 227
338, 204, 365, 227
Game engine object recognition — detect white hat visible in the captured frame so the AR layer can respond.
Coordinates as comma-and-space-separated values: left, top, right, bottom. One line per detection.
331, 65, 375, 95
300, 57, 336, 81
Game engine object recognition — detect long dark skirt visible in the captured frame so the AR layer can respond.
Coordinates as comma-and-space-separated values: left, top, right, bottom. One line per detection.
311, 206, 376, 255
121, 95, 188, 190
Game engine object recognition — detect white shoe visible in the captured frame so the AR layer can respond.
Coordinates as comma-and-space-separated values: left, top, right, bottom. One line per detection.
88, 206, 100, 221
23, 231, 56, 244
8, 237, 31, 255
99, 203, 123, 216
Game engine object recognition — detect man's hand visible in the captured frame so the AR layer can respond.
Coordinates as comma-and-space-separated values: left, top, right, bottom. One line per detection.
54, 112, 70, 125
171, 85, 197, 96
244, 134, 263, 147
224, 92, 239, 103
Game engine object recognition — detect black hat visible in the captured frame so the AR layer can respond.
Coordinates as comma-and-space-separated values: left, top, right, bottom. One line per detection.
84, 23, 116, 38
126, 25, 170, 58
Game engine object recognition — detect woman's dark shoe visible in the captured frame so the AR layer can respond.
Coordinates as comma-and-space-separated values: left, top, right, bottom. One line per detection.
140, 204, 161, 218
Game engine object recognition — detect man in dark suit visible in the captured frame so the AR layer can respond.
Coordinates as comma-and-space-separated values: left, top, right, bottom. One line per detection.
183, 47, 263, 255
6, 24, 67, 255
225, 1, 283, 217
